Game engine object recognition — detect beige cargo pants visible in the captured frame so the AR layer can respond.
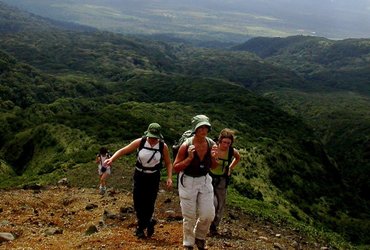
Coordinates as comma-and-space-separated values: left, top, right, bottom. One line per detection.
178, 172, 215, 247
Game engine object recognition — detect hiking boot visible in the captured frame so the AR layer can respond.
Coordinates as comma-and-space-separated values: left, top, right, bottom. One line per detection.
195, 238, 208, 250
147, 219, 157, 237
99, 186, 106, 195
135, 228, 146, 239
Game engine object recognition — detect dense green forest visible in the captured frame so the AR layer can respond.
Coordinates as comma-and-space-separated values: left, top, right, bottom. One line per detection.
0, 2, 369, 248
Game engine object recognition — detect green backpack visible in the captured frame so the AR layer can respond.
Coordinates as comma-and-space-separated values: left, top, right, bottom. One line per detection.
172, 130, 194, 159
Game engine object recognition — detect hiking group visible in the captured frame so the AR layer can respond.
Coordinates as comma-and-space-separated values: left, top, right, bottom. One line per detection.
100, 114, 240, 250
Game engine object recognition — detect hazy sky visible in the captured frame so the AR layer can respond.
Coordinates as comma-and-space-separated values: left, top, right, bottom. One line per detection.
2, 0, 370, 40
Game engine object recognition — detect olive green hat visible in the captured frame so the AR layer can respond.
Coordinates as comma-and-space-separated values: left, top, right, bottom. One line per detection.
144, 123, 163, 139
191, 115, 211, 132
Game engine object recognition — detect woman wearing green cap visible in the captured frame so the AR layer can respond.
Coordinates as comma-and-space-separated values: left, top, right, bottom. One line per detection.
173, 115, 219, 250
104, 123, 173, 239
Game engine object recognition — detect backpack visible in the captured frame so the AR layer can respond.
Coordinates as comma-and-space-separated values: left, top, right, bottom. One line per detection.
172, 130, 194, 159
172, 129, 215, 161
136, 136, 164, 171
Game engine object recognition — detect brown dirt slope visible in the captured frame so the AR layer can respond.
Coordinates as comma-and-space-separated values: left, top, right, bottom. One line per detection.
0, 185, 330, 250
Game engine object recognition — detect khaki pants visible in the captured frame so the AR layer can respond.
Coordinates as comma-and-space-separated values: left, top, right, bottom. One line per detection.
178, 172, 215, 246
211, 176, 228, 228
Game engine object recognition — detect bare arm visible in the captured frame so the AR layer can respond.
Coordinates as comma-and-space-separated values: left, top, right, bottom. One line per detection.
104, 138, 141, 166
173, 143, 193, 173
210, 143, 219, 169
162, 144, 173, 188
228, 148, 241, 176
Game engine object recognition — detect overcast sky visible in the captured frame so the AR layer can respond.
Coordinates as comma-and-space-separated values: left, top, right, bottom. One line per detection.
2, 0, 370, 40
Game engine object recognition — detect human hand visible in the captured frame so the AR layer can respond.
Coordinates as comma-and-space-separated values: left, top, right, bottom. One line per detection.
166, 178, 173, 188
188, 145, 195, 159
211, 144, 218, 159
104, 159, 112, 166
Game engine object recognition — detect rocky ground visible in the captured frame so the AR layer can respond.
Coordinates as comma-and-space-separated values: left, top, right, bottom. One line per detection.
0, 183, 332, 250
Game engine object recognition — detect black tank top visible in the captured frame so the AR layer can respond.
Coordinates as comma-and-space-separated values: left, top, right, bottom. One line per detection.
183, 140, 212, 177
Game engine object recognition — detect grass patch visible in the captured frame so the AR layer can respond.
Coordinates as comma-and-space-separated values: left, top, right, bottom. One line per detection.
227, 187, 353, 249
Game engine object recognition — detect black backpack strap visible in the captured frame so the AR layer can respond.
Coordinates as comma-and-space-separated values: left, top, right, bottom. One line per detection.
139, 136, 146, 150
228, 146, 234, 165
159, 140, 164, 162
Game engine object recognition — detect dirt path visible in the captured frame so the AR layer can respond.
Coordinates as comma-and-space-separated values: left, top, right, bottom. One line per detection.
0, 186, 328, 249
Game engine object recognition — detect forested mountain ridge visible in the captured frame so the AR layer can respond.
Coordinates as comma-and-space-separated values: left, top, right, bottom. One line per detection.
0, 2, 369, 248
0, 2, 96, 34
233, 35, 370, 94
0, 1, 305, 93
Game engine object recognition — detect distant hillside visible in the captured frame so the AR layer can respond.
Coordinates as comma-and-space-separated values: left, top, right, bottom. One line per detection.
0, 2, 96, 34
233, 35, 370, 95
0, 2, 305, 93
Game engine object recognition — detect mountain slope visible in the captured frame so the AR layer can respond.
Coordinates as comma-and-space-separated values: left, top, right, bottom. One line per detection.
0, 2, 305, 93
0, 186, 341, 249
0, 2, 96, 34
233, 35, 370, 94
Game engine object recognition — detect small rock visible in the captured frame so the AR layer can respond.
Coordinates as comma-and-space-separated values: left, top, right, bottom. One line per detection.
0, 232, 15, 242
291, 241, 300, 249
223, 241, 233, 247
44, 227, 63, 236
165, 210, 175, 214
103, 210, 117, 219
85, 225, 98, 235
258, 236, 268, 241
120, 206, 134, 214
275, 233, 281, 238
273, 242, 284, 249
57, 178, 69, 186
85, 204, 98, 210
164, 198, 172, 203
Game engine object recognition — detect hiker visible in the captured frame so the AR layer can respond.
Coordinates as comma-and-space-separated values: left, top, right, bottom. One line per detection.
209, 128, 240, 236
104, 123, 173, 239
173, 114, 219, 250
96, 147, 112, 195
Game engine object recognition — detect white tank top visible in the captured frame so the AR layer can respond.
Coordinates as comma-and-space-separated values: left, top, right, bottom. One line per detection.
137, 141, 161, 169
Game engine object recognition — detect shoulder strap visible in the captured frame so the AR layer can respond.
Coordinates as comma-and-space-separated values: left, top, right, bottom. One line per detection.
99, 154, 103, 166
158, 140, 164, 161
139, 136, 147, 150
205, 137, 212, 148
185, 136, 192, 146
228, 146, 234, 165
